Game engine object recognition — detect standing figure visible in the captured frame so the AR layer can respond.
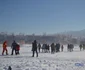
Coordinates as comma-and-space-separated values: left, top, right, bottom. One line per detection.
2, 41, 8, 55
16, 44, 20, 55
11, 41, 17, 55
79, 44, 82, 51
42, 44, 45, 53
47, 44, 50, 53
83, 44, 85, 50
51, 43, 55, 53
38, 43, 41, 53
57, 43, 60, 52
32, 40, 38, 57
55, 43, 60, 52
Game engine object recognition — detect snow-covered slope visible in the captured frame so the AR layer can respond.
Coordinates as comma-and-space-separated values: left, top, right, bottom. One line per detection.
0, 44, 85, 70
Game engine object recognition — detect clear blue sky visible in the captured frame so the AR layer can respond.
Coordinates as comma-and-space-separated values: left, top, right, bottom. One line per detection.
0, 0, 85, 35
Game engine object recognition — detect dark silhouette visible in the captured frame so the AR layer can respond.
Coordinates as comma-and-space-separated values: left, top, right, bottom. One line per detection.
55, 43, 60, 52
47, 44, 50, 53
16, 44, 20, 55
11, 41, 17, 55
79, 44, 82, 51
51, 43, 55, 53
38, 43, 41, 53
61, 45, 64, 52
82, 44, 85, 50
67, 44, 74, 52
32, 40, 38, 57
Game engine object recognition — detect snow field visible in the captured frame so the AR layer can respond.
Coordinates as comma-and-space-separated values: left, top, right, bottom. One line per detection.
0, 44, 85, 70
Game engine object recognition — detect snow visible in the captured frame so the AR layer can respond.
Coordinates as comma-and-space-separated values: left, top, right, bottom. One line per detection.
0, 44, 85, 70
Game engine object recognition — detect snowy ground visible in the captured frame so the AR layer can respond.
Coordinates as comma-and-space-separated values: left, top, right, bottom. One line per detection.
0, 44, 85, 70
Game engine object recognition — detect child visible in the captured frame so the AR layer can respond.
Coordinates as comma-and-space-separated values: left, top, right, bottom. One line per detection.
16, 44, 20, 55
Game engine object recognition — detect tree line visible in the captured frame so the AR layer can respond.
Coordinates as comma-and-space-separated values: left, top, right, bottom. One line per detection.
0, 32, 84, 46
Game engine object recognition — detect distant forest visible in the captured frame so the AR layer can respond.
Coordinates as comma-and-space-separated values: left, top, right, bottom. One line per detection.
0, 32, 85, 46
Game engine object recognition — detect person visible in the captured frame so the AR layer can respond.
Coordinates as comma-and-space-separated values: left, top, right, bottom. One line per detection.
42, 44, 45, 53
79, 44, 82, 51
61, 45, 64, 52
70, 44, 74, 52
16, 44, 20, 55
51, 43, 55, 53
11, 41, 17, 55
47, 44, 50, 53
55, 43, 60, 52
83, 44, 85, 50
38, 43, 41, 53
2, 41, 8, 55
57, 43, 60, 52
32, 40, 38, 57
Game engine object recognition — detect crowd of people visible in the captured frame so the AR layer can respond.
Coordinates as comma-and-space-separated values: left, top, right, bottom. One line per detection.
31, 40, 64, 57
40, 43, 61, 53
2, 40, 85, 57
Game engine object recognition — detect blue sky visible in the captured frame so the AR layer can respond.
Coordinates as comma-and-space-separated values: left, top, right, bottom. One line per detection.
0, 0, 85, 35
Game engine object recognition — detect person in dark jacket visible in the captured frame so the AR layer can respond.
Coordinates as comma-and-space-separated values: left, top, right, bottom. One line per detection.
61, 45, 64, 52
38, 43, 41, 53
57, 43, 60, 52
32, 40, 38, 57
11, 41, 17, 55
51, 43, 55, 53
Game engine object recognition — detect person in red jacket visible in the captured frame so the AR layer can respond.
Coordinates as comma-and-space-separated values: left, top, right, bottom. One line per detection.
16, 44, 20, 55
2, 41, 8, 55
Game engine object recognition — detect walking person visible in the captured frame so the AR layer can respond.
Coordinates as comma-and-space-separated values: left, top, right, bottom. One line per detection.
61, 45, 64, 52
2, 41, 8, 55
38, 43, 41, 53
32, 40, 38, 57
11, 41, 17, 55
